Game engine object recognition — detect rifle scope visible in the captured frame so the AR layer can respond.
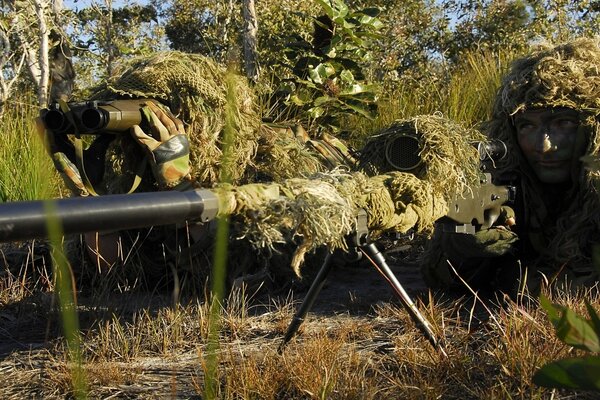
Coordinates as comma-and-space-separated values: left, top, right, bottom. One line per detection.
384, 134, 508, 172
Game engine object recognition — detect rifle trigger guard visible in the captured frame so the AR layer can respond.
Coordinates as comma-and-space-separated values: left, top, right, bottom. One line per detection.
350, 209, 369, 247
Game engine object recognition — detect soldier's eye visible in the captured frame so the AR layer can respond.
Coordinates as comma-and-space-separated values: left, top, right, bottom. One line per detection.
516, 122, 535, 133
554, 118, 579, 129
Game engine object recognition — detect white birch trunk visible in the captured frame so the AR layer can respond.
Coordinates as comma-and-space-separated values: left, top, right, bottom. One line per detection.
34, 0, 50, 106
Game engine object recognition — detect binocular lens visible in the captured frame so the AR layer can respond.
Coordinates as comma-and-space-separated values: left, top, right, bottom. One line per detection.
44, 110, 67, 131
81, 108, 105, 131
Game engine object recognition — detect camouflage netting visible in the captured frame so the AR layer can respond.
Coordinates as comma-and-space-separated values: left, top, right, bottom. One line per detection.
250, 124, 327, 182
357, 114, 485, 199
211, 169, 448, 276
485, 37, 600, 280
74, 52, 492, 280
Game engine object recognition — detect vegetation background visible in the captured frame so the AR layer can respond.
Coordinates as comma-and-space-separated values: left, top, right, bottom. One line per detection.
0, 0, 600, 398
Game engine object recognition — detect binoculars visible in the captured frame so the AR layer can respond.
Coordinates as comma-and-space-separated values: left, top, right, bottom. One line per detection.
40, 99, 156, 135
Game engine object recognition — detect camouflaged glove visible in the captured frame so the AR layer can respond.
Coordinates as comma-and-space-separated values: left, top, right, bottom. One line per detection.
130, 102, 192, 190
442, 206, 518, 258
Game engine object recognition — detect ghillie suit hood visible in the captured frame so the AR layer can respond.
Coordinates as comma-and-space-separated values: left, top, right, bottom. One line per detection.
486, 37, 600, 282
90, 51, 330, 193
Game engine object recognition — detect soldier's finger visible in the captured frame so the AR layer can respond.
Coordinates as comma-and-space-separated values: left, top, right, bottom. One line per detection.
130, 124, 160, 151
141, 105, 169, 141
148, 103, 180, 139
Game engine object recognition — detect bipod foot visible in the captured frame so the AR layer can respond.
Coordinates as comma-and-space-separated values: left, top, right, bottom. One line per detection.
361, 243, 448, 357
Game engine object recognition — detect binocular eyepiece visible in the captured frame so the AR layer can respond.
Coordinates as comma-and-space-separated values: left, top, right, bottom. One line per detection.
40, 99, 153, 135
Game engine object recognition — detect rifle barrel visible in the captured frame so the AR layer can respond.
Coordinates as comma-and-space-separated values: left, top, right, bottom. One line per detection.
0, 189, 219, 242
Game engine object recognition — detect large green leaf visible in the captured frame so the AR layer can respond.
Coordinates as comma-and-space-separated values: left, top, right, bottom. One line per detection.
357, 14, 383, 30
533, 356, 600, 390
540, 294, 600, 352
339, 83, 378, 96
339, 70, 354, 84
316, 0, 334, 18
338, 98, 375, 119
331, 0, 349, 21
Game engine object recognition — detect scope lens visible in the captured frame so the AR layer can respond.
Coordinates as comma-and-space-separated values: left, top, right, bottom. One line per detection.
81, 108, 105, 131
478, 140, 508, 162
385, 135, 421, 171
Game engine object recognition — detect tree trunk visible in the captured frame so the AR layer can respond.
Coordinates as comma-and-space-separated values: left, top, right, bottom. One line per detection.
0, 22, 26, 116
34, 0, 50, 106
242, 0, 259, 83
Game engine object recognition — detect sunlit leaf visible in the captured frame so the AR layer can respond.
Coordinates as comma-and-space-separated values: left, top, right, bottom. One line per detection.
308, 106, 325, 119
315, 0, 334, 18
540, 294, 600, 352
340, 70, 354, 84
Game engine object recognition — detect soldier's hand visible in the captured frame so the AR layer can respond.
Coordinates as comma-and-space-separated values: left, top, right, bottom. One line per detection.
130, 102, 192, 190
442, 206, 518, 258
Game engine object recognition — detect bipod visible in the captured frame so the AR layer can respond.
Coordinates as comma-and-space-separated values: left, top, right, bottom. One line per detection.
278, 210, 447, 357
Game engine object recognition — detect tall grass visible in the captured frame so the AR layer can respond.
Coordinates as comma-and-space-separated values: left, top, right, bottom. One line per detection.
346, 49, 521, 146
0, 98, 59, 201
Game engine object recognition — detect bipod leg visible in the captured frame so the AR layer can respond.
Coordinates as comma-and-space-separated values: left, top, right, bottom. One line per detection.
278, 251, 333, 353
361, 243, 448, 357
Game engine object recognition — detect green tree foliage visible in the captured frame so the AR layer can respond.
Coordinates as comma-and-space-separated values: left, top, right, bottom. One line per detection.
445, 0, 531, 63
70, 0, 166, 89
353, 0, 451, 81
161, 0, 239, 61
161, 0, 313, 68
273, 0, 382, 132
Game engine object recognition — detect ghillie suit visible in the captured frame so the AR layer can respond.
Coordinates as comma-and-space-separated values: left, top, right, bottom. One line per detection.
68, 51, 356, 292
65, 52, 481, 292
422, 37, 600, 295
215, 114, 482, 276
357, 114, 485, 194
91, 51, 340, 194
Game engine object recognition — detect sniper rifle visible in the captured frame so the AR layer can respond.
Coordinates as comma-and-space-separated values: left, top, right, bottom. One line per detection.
0, 128, 514, 357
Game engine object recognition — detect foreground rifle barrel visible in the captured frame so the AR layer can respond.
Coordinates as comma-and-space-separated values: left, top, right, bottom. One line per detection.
0, 190, 219, 242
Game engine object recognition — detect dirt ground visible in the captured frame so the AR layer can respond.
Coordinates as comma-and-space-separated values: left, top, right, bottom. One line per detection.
0, 238, 429, 398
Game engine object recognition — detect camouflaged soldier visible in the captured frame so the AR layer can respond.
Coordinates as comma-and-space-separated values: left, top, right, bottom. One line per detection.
42, 52, 356, 289
421, 37, 600, 296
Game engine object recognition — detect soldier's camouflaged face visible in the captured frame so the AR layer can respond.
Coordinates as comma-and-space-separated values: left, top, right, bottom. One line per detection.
486, 37, 600, 275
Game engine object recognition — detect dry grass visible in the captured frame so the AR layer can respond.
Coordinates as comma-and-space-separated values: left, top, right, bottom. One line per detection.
0, 252, 598, 399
